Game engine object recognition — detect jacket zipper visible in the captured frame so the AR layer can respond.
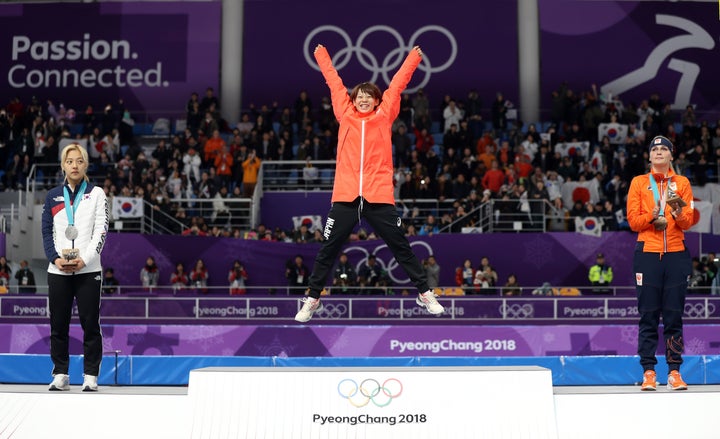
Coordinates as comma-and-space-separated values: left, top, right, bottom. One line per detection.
357, 119, 366, 224
359, 119, 365, 199
662, 179, 668, 254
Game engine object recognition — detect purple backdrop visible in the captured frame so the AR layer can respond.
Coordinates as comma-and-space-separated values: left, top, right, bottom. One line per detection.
0, 2, 221, 115
3, 322, 720, 357
539, 0, 720, 115
240, 0, 519, 110
4, 2, 719, 119
97, 231, 720, 291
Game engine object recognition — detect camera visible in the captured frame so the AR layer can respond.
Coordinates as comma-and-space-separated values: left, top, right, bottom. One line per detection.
340, 273, 348, 279
420, 179, 426, 185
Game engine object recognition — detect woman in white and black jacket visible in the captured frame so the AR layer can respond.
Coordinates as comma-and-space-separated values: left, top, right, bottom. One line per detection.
41, 143, 109, 392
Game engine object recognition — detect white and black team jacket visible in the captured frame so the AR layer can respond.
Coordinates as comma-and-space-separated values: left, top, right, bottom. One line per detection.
41, 182, 109, 276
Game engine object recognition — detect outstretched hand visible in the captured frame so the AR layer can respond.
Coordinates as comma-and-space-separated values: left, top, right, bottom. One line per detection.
413, 46, 423, 57
314, 44, 324, 54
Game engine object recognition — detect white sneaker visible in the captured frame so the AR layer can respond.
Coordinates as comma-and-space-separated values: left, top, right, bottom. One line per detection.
48, 374, 70, 391
416, 290, 445, 315
82, 374, 98, 392
295, 297, 323, 323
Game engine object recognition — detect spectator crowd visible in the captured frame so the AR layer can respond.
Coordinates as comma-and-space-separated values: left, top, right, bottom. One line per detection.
3, 82, 719, 241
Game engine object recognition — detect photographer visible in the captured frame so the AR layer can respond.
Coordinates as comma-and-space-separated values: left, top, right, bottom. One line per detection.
332, 253, 357, 294
228, 259, 249, 295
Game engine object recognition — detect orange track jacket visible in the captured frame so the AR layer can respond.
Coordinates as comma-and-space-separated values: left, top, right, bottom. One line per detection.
314, 46, 421, 204
626, 168, 695, 254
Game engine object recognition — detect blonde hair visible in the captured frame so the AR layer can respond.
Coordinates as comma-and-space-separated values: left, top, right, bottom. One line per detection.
60, 143, 90, 182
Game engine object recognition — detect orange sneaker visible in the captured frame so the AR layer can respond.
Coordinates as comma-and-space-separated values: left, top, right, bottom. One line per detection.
667, 370, 688, 391
640, 370, 657, 391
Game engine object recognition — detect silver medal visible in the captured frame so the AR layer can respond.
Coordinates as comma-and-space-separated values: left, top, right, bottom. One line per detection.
65, 225, 79, 240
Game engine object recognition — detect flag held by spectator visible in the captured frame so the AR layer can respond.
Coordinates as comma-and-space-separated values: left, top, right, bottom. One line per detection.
554, 141, 590, 159
292, 215, 323, 232
689, 200, 712, 233
598, 123, 628, 144
112, 196, 144, 218
561, 179, 600, 209
575, 216, 604, 237
589, 148, 604, 173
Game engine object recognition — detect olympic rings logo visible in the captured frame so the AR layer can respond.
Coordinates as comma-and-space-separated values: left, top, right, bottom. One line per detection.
337, 378, 403, 408
304, 25, 457, 92
500, 303, 534, 319
315, 303, 348, 319
343, 241, 434, 285
684, 303, 716, 318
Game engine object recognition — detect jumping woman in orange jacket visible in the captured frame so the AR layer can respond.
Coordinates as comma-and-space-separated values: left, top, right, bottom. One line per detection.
627, 135, 694, 391
295, 44, 445, 322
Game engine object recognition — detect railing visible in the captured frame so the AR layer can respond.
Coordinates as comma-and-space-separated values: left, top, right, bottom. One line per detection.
132, 197, 254, 233
0, 284, 639, 296
0, 204, 14, 234
1, 283, 716, 297
20, 163, 254, 233
14, 157, 719, 237
260, 160, 337, 191
6, 283, 715, 297
1, 290, 718, 324
438, 199, 566, 234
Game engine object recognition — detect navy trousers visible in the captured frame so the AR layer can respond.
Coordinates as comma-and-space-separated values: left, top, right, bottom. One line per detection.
633, 243, 691, 372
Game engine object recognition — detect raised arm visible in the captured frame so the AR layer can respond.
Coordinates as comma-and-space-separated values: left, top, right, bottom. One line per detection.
381, 46, 423, 117
313, 44, 352, 121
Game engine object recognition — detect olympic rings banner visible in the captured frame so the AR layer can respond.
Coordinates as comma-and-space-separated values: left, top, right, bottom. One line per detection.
2, 322, 720, 357
242, 0, 720, 116
241, 0, 520, 108
0, 2, 220, 116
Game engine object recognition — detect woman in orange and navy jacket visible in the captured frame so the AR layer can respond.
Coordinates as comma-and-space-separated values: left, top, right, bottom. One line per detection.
627, 135, 694, 391
295, 44, 445, 323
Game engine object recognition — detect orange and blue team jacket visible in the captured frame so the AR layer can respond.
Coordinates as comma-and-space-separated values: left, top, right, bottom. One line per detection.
626, 168, 695, 254
314, 46, 421, 204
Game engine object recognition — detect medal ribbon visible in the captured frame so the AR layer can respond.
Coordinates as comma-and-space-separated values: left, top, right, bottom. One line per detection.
63, 180, 87, 227
648, 174, 670, 217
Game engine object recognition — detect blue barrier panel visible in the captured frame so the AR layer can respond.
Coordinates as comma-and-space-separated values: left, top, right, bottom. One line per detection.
2, 354, 718, 386
0, 354, 56, 383
101, 354, 131, 386
0, 354, 132, 385
560, 355, 706, 385
129, 355, 274, 385
561, 355, 638, 386
706, 355, 720, 383
416, 356, 565, 384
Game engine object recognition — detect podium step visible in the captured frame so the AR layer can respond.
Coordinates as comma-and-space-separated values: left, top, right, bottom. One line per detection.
188, 366, 559, 439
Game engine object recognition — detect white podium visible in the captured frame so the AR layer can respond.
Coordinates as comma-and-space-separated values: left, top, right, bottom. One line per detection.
188, 366, 558, 439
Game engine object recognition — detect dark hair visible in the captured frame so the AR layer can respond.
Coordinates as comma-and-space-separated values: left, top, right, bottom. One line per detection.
349, 82, 382, 105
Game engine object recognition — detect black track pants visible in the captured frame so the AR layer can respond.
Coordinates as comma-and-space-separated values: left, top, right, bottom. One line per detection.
48, 272, 103, 376
307, 198, 429, 298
